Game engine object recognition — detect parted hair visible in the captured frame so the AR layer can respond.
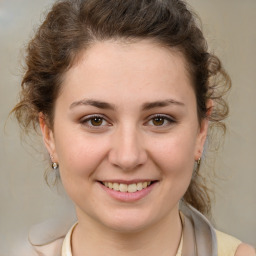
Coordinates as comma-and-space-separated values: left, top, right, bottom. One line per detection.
13, 0, 231, 215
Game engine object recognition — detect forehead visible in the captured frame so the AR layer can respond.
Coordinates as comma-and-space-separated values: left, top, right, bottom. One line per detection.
71, 39, 190, 79
60, 39, 195, 106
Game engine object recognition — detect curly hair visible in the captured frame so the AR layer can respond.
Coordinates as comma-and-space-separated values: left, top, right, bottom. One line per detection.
12, 0, 231, 215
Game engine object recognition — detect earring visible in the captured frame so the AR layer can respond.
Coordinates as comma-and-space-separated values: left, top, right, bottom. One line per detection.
51, 162, 59, 170
50, 154, 59, 170
195, 157, 201, 175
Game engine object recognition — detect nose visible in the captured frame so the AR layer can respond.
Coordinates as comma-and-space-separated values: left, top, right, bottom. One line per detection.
108, 126, 147, 171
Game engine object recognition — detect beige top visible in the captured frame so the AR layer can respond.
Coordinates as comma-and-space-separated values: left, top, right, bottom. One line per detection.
61, 223, 76, 256
216, 230, 242, 256
61, 222, 183, 256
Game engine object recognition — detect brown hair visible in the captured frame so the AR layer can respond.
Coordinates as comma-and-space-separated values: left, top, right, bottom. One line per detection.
12, 0, 231, 215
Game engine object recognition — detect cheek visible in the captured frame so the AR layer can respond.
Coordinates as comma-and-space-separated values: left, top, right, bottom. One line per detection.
151, 132, 196, 167
54, 134, 111, 205
54, 131, 109, 179
149, 132, 196, 186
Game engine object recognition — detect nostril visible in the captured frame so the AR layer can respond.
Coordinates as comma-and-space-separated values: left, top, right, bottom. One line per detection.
108, 146, 148, 171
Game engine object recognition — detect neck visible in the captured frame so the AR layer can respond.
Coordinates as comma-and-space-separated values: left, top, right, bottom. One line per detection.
72, 206, 182, 256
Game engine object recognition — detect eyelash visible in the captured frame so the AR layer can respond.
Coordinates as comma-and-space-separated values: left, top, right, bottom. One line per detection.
80, 114, 176, 129
145, 114, 176, 127
80, 114, 111, 129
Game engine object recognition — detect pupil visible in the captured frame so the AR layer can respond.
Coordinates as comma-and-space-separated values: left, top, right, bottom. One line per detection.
91, 117, 103, 126
153, 117, 164, 126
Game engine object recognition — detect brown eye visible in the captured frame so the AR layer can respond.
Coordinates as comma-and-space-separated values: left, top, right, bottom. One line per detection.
90, 117, 103, 126
80, 115, 109, 129
146, 114, 175, 128
152, 117, 165, 126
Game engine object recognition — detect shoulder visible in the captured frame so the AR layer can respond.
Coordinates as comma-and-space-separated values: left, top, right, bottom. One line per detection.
216, 230, 255, 256
235, 243, 256, 256
8, 219, 66, 256
28, 217, 75, 256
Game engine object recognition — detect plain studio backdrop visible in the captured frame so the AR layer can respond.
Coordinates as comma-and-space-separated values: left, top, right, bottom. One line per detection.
0, 0, 255, 254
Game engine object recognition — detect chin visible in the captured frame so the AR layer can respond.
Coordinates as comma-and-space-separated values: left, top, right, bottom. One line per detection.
98, 208, 159, 234
105, 220, 151, 234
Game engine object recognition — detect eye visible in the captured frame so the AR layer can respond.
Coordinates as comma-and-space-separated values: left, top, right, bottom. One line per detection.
152, 116, 166, 126
90, 116, 104, 126
80, 115, 110, 128
146, 114, 175, 127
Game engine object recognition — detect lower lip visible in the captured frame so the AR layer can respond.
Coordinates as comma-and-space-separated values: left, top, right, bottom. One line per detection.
99, 182, 157, 202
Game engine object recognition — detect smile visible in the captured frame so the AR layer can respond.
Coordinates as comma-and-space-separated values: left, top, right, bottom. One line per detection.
102, 181, 152, 193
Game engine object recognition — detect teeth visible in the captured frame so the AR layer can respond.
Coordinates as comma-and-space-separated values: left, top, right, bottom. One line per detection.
128, 184, 137, 193
137, 182, 143, 191
103, 181, 152, 192
113, 183, 119, 191
142, 181, 148, 189
119, 184, 128, 192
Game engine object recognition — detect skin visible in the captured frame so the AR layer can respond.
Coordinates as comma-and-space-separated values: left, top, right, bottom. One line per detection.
39, 40, 254, 256
235, 244, 256, 256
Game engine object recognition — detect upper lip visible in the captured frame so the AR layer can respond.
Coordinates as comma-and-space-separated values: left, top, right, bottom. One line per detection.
98, 179, 157, 185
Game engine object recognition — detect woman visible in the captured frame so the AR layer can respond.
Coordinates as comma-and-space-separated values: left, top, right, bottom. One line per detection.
12, 0, 255, 255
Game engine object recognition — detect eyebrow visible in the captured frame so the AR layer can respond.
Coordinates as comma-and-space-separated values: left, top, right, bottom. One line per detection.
141, 99, 185, 111
70, 98, 184, 110
70, 99, 116, 110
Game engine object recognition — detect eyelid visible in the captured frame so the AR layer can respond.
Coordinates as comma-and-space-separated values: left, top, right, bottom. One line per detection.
80, 114, 112, 128
145, 114, 176, 126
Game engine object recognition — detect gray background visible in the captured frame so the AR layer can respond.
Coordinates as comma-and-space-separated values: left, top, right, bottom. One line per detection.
0, 0, 255, 254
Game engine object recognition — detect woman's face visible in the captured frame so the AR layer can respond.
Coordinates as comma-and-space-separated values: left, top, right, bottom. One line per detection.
41, 40, 208, 232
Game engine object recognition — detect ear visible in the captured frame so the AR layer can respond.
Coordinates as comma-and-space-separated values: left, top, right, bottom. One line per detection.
39, 113, 58, 162
194, 100, 213, 160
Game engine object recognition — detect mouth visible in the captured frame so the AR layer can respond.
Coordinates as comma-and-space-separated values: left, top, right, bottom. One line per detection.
99, 181, 157, 193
